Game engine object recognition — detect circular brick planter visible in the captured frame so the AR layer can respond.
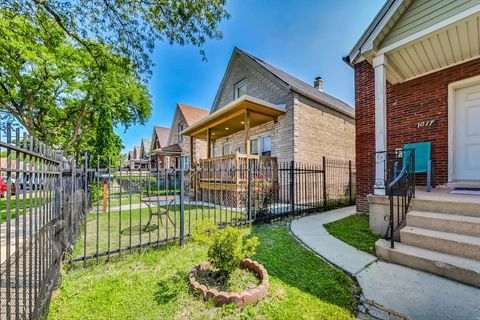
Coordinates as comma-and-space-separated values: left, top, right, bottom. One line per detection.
189, 258, 269, 307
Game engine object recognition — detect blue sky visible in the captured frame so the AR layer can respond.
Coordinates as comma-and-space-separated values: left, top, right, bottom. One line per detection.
117, 0, 385, 153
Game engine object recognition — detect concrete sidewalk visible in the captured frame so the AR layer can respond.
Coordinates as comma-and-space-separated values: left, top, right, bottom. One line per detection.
290, 207, 480, 320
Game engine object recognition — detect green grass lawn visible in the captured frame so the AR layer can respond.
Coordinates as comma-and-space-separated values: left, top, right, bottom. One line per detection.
0, 194, 50, 222
324, 214, 382, 255
50, 222, 357, 320
72, 204, 247, 260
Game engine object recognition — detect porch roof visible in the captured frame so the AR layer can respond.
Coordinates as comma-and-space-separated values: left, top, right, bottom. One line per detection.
150, 143, 182, 156
181, 95, 286, 140
346, 0, 480, 84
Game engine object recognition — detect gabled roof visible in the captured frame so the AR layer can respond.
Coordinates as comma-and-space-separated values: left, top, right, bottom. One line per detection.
177, 104, 209, 126
344, 0, 411, 65
141, 138, 151, 149
153, 126, 170, 148
133, 146, 140, 159
233, 48, 354, 118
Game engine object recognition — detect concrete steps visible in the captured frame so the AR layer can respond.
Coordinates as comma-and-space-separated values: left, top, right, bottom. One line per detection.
376, 194, 480, 287
376, 239, 480, 288
412, 197, 480, 217
400, 226, 480, 260
407, 210, 480, 236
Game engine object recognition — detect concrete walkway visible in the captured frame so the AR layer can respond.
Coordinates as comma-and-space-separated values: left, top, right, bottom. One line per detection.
290, 207, 480, 320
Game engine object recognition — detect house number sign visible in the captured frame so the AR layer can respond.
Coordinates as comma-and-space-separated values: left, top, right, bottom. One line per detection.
413, 119, 437, 129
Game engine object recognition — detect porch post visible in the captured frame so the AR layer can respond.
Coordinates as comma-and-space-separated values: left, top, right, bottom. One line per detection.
373, 54, 387, 195
190, 135, 194, 167
206, 128, 211, 158
244, 109, 251, 156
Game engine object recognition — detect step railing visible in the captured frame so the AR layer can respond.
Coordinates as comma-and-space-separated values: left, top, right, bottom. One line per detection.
385, 149, 416, 248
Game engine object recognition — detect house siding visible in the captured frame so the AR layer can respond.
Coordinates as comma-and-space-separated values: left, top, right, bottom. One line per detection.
293, 94, 355, 164
212, 97, 295, 163
212, 52, 292, 113
354, 57, 480, 212
380, 0, 480, 47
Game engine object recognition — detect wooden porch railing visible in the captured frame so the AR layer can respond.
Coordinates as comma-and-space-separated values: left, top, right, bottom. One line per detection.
197, 152, 278, 189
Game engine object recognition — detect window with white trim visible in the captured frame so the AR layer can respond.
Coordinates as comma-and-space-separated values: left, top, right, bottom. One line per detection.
261, 135, 272, 156
234, 79, 247, 99
178, 123, 184, 142
250, 138, 259, 155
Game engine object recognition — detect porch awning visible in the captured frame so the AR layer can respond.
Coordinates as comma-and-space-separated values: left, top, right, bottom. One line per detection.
150, 143, 182, 156
181, 95, 286, 140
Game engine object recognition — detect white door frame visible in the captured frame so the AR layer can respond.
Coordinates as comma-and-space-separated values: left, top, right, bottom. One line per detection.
448, 74, 480, 183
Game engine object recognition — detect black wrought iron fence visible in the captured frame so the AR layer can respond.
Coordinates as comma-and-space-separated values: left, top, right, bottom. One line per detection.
0, 120, 356, 320
0, 124, 79, 320
69, 156, 356, 264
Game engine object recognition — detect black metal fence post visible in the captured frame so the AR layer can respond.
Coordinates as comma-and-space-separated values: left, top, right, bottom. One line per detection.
349, 160, 353, 205
289, 161, 295, 214
179, 158, 185, 246
322, 156, 327, 211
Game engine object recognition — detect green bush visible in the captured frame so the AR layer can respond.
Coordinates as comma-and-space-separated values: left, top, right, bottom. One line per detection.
192, 222, 260, 275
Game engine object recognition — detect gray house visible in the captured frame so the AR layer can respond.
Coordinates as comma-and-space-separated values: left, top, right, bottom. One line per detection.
182, 48, 355, 201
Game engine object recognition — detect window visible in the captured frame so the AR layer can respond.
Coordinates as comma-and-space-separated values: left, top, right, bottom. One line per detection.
223, 143, 232, 156
181, 155, 190, 169
261, 135, 272, 156
234, 79, 247, 99
250, 139, 259, 155
178, 123, 184, 142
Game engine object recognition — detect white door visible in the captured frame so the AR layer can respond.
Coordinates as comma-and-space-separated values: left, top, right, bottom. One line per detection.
454, 82, 480, 180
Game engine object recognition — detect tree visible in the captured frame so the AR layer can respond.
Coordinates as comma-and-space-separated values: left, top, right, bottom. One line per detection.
0, 10, 150, 154
3, 0, 230, 76
94, 105, 122, 168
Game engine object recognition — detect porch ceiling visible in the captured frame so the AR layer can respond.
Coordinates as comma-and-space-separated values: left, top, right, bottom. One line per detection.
182, 95, 286, 140
379, 12, 480, 84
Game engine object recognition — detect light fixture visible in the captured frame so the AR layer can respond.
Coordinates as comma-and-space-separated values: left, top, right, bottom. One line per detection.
212, 132, 216, 136
225, 127, 229, 130
241, 121, 245, 124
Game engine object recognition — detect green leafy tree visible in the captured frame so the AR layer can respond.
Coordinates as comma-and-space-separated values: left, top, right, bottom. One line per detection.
3, 0, 230, 76
0, 10, 150, 155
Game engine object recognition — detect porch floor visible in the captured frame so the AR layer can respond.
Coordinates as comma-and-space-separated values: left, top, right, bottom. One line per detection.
415, 186, 480, 204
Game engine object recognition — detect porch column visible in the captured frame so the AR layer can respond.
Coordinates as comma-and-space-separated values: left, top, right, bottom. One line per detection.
373, 54, 387, 195
190, 136, 194, 167
244, 109, 251, 156
206, 128, 211, 158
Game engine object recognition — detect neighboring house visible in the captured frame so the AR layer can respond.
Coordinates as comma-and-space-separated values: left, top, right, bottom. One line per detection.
161, 103, 209, 169
128, 146, 143, 169
138, 138, 151, 169
182, 47, 355, 203
346, 0, 480, 287
149, 126, 170, 169
183, 47, 355, 165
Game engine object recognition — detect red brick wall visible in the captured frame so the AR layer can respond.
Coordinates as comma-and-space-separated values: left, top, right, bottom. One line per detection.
354, 61, 376, 212
354, 57, 480, 212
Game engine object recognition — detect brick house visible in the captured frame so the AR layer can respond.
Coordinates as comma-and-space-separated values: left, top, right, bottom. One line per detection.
182, 47, 355, 202
161, 103, 209, 168
346, 0, 480, 287
149, 126, 170, 168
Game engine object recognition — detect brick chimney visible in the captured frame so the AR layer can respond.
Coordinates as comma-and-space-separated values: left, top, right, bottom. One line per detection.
313, 76, 323, 92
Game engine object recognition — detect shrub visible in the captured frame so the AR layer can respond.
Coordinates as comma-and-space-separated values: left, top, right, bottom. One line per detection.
191, 221, 260, 275
207, 226, 260, 275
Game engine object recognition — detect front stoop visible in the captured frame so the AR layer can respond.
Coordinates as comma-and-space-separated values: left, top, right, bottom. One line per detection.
376, 196, 480, 288
376, 239, 480, 288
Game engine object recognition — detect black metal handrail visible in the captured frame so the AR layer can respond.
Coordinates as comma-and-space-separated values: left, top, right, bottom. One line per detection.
385, 149, 416, 248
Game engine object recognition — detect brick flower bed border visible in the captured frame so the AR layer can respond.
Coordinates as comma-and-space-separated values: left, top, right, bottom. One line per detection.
189, 258, 269, 307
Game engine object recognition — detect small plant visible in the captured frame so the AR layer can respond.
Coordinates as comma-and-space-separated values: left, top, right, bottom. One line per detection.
191, 220, 218, 245
191, 222, 260, 276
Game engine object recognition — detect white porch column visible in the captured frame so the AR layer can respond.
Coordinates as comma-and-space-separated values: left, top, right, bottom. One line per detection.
373, 54, 387, 195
